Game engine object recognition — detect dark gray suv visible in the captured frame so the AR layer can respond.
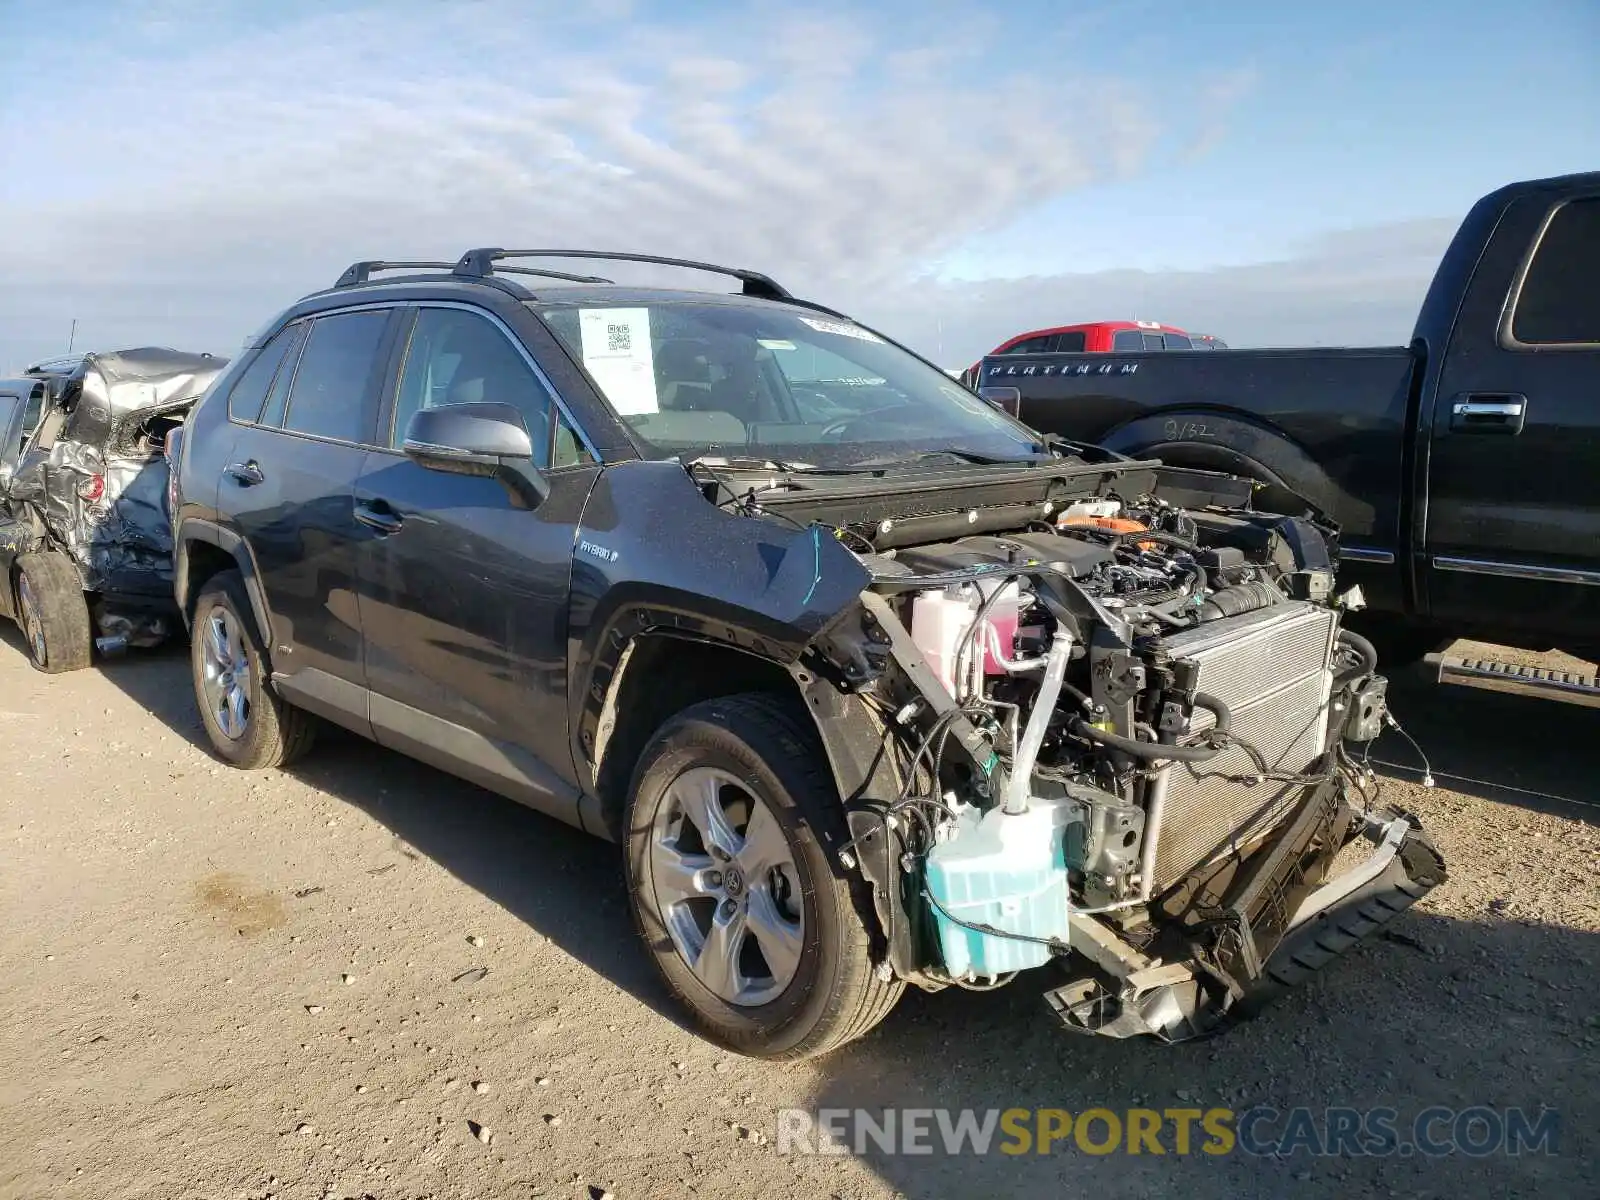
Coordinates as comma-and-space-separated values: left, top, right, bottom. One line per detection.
173, 251, 1443, 1059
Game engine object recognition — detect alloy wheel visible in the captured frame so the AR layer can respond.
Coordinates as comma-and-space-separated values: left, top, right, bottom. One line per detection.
648, 766, 806, 1007
17, 575, 46, 665
198, 605, 252, 740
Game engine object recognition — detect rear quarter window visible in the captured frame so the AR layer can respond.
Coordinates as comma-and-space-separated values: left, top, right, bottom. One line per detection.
226, 327, 299, 423
1511, 197, 1600, 345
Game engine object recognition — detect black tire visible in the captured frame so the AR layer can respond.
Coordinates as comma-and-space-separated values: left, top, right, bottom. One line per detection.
624, 693, 902, 1060
14, 552, 92, 674
190, 569, 315, 769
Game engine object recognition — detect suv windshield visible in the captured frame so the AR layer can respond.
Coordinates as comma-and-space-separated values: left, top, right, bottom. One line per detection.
535, 299, 1042, 469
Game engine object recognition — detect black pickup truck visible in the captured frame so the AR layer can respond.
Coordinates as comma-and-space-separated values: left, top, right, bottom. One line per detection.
978, 171, 1600, 698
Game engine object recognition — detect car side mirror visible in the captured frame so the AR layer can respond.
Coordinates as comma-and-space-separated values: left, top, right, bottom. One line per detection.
402, 402, 549, 506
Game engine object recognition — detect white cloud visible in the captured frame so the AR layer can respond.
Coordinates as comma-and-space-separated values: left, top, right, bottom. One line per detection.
0, 2, 1450, 370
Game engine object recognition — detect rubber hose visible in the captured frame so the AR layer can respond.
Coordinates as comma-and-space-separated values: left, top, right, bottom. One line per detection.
1334, 629, 1378, 685
1070, 692, 1230, 763
1198, 580, 1284, 621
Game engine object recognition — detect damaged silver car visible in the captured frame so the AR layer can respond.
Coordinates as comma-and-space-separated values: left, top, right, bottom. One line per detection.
0, 348, 225, 672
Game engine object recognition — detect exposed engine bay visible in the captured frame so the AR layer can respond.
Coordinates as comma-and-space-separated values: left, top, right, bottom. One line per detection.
713, 458, 1448, 1041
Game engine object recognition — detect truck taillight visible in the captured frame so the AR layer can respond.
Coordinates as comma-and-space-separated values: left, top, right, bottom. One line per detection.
78, 474, 105, 502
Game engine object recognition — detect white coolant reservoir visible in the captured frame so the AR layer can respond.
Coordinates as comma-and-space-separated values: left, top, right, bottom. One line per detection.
925, 797, 1079, 980
910, 581, 1024, 697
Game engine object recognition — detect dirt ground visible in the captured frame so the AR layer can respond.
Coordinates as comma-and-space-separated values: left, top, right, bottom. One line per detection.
1, 628, 1595, 1200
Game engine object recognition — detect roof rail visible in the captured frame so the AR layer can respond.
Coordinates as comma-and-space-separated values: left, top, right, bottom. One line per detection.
491, 265, 616, 285
335, 261, 459, 288
333, 259, 618, 289
452, 249, 793, 300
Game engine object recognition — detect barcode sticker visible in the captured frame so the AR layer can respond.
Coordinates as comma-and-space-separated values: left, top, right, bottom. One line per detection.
578, 308, 658, 415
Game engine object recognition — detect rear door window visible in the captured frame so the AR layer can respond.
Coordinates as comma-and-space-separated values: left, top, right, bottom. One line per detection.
1163, 333, 1193, 349
1054, 332, 1087, 352
21, 385, 44, 435
281, 311, 390, 444
0, 393, 21, 465
1112, 330, 1145, 351
1512, 197, 1600, 345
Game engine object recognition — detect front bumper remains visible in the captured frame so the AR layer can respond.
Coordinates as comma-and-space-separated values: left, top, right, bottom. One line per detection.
1044, 796, 1447, 1042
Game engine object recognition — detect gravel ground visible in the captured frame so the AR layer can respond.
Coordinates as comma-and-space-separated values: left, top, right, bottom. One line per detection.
1, 630, 1595, 1199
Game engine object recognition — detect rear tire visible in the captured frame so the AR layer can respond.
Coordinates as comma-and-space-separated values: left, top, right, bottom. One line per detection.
624, 693, 902, 1060
191, 569, 316, 769
14, 552, 92, 674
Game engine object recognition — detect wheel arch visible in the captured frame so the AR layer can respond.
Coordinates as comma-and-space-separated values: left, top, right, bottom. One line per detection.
174, 518, 274, 645
584, 630, 897, 850
1099, 409, 1346, 521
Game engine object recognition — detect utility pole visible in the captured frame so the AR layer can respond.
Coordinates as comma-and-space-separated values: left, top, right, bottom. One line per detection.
67, 319, 77, 354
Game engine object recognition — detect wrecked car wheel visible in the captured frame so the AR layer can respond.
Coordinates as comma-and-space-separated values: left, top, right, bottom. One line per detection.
14, 552, 92, 674
625, 693, 902, 1060
191, 570, 316, 770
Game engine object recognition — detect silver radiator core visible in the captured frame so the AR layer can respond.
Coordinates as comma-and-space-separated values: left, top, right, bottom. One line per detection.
1149, 601, 1338, 891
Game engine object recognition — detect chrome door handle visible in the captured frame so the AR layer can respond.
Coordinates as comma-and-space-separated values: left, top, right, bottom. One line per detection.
353, 500, 403, 535
1452, 400, 1524, 417
225, 460, 265, 485
1450, 394, 1526, 434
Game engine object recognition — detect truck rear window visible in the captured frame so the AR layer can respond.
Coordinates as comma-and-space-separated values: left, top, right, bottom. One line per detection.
1512, 197, 1600, 345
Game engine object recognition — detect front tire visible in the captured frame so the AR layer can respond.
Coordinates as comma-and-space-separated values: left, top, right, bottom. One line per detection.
624, 693, 902, 1060
190, 570, 315, 769
14, 552, 92, 674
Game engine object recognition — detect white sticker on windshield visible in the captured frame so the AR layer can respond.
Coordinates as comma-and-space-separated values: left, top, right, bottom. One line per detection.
578, 308, 658, 415
757, 338, 797, 351
798, 316, 884, 343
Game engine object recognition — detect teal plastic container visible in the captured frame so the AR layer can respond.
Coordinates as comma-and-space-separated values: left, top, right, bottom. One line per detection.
925, 798, 1077, 979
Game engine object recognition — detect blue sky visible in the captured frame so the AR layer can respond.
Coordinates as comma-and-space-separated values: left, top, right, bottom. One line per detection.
940, 0, 1598, 277
1, 0, 1596, 369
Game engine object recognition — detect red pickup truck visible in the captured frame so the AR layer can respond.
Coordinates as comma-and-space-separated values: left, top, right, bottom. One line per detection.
959, 320, 1224, 389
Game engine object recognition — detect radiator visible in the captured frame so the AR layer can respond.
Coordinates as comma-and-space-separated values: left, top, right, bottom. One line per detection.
1149, 601, 1338, 892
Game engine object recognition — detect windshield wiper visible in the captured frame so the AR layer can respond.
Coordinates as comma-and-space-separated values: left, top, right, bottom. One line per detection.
684, 454, 900, 477
683, 453, 826, 473
845, 448, 1042, 470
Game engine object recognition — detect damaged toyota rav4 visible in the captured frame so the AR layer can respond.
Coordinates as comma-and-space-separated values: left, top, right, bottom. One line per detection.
0, 349, 225, 672
172, 251, 1445, 1058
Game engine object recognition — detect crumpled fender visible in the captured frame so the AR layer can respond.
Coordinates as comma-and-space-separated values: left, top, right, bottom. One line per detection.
567, 460, 870, 775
